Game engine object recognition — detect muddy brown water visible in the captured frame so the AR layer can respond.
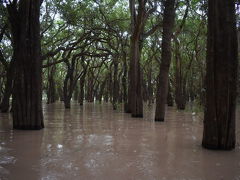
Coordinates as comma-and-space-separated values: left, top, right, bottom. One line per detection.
0, 102, 240, 180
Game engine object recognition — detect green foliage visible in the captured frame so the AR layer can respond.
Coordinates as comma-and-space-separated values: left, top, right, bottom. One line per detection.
0, 0, 209, 108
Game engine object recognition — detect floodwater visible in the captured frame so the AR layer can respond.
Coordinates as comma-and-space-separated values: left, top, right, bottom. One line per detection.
0, 102, 240, 180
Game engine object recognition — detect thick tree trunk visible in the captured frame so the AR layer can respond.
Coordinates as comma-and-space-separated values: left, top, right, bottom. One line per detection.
155, 0, 175, 121
238, 29, 240, 103
0, 60, 14, 112
127, 0, 147, 117
202, 0, 238, 150
8, 0, 44, 129
238, 63, 240, 103
129, 37, 143, 117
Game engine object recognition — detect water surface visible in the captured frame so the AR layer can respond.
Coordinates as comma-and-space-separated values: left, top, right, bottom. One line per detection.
0, 102, 240, 180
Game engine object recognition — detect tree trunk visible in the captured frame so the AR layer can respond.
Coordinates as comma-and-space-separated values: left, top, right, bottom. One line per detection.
73, 84, 79, 101
174, 39, 187, 110
167, 81, 173, 106
112, 58, 119, 110
63, 62, 77, 108
58, 86, 64, 101
129, 36, 143, 117
93, 83, 100, 102
142, 78, 148, 102
79, 72, 86, 106
87, 73, 94, 102
98, 76, 107, 104
47, 66, 56, 104
202, 0, 238, 150
0, 60, 14, 112
155, 0, 175, 121
238, 29, 240, 103
63, 72, 71, 108
8, 0, 44, 129
126, 69, 131, 113
122, 52, 128, 112
147, 68, 154, 106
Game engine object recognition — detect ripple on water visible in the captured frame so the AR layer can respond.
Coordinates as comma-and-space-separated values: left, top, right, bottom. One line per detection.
0, 102, 239, 180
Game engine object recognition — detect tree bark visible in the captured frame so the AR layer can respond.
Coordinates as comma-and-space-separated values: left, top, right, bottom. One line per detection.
122, 52, 128, 112
8, 0, 44, 129
86, 71, 94, 102
63, 68, 72, 108
107, 70, 113, 103
0, 60, 14, 112
174, 51, 186, 110
129, 35, 143, 117
202, 0, 238, 150
79, 71, 86, 106
155, 0, 175, 121
98, 76, 107, 104
73, 84, 79, 101
112, 58, 119, 110
167, 81, 174, 106
47, 65, 56, 104
147, 67, 154, 106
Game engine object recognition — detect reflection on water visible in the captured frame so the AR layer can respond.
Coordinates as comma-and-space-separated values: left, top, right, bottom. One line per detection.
0, 102, 239, 180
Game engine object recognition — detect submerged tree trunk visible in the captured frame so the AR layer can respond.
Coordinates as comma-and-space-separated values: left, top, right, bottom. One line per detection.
174, 50, 186, 110
202, 0, 238, 150
112, 58, 119, 110
98, 76, 107, 104
8, 0, 44, 129
86, 71, 94, 102
47, 65, 56, 104
129, 35, 143, 117
167, 81, 173, 106
122, 52, 128, 112
155, 0, 175, 121
107, 70, 113, 103
73, 84, 79, 101
147, 67, 154, 106
0, 60, 14, 112
127, 0, 152, 117
79, 72, 86, 106
63, 68, 72, 109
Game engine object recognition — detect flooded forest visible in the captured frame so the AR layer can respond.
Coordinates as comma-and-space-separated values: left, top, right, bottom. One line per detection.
0, 0, 240, 180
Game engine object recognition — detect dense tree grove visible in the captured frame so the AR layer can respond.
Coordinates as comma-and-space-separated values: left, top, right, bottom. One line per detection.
0, 0, 239, 150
